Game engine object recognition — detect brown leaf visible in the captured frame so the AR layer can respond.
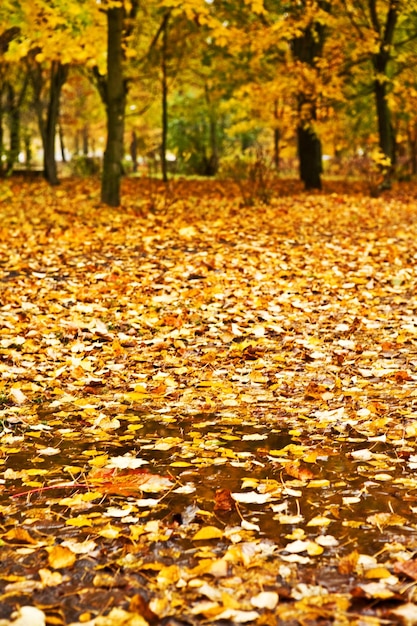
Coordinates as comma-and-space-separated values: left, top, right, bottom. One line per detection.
285, 462, 314, 481
338, 550, 359, 575
129, 594, 159, 624
214, 489, 235, 512
304, 381, 328, 400
3, 528, 39, 545
394, 559, 417, 581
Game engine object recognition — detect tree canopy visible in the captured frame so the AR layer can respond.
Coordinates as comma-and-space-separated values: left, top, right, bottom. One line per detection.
1, 0, 417, 202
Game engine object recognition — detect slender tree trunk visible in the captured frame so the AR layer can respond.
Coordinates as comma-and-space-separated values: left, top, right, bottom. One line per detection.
24, 133, 32, 169
101, 6, 126, 207
130, 131, 138, 173
43, 62, 68, 185
59, 125, 66, 163
161, 13, 169, 183
204, 83, 218, 176
273, 101, 280, 171
83, 124, 89, 156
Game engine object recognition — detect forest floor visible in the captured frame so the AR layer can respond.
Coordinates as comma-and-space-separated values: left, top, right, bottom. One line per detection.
1, 176, 417, 625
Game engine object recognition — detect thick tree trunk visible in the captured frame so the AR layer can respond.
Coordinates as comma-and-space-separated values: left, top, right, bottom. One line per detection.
369, 1, 398, 176
374, 80, 395, 163
43, 62, 68, 185
291, 1, 329, 190
101, 6, 126, 207
372, 39, 396, 169
297, 124, 322, 190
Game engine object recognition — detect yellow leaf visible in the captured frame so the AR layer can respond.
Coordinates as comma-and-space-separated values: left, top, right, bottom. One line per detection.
124, 391, 149, 402
193, 526, 224, 541
3, 528, 39, 545
306, 541, 324, 556
156, 564, 181, 588
365, 567, 392, 579
88, 454, 109, 467
47, 545, 76, 569
170, 461, 192, 467
66, 515, 94, 528
98, 523, 120, 539
306, 479, 330, 488
307, 516, 332, 527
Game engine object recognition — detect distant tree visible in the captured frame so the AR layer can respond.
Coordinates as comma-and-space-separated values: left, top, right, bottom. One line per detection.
289, 1, 331, 190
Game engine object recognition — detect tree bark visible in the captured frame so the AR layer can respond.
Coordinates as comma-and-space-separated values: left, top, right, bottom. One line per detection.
297, 124, 322, 190
130, 131, 138, 173
291, 1, 329, 190
101, 6, 126, 207
44, 62, 68, 185
370, 0, 398, 167
6, 84, 20, 173
6, 72, 29, 174
374, 79, 395, 164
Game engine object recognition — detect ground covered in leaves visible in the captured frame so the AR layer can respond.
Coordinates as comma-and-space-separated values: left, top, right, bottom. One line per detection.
1, 176, 417, 625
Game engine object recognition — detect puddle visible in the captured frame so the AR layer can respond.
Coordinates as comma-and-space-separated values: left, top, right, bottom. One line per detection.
3, 408, 417, 560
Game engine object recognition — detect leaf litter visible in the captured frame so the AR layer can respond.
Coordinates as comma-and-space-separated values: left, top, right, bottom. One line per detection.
1, 177, 417, 623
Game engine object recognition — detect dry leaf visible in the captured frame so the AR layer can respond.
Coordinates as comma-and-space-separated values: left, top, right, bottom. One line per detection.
47, 545, 76, 569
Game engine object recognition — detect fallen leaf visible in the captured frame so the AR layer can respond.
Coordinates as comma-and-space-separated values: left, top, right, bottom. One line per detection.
193, 526, 224, 541
47, 545, 76, 569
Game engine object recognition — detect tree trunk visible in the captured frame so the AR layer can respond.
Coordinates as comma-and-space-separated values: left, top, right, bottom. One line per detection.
6, 73, 29, 174
291, 1, 329, 190
43, 62, 68, 185
101, 6, 126, 207
297, 124, 322, 190
273, 128, 280, 171
6, 84, 20, 173
130, 131, 138, 173
205, 83, 219, 176
83, 124, 89, 156
374, 80, 395, 163
24, 133, 32, 169
369, 0, 398, 175
59, 125, 66, 163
